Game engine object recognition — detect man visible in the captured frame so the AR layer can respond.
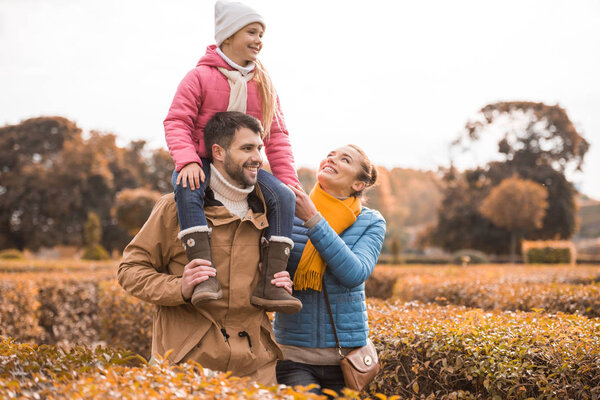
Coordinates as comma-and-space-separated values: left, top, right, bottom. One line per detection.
117, 111, 292, 385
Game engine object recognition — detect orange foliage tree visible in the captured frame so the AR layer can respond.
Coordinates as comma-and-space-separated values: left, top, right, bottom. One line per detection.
479, 176, 548, 262
0, 116, 172, 252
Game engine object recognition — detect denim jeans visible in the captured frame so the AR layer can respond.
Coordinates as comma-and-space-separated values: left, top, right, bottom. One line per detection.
172, 160, 295, 239
276, 359, 345, 398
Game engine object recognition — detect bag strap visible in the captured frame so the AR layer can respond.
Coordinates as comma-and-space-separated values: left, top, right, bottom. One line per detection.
322, 280, 344, 359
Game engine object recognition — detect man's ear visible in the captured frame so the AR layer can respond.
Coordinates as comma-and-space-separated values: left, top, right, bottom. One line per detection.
351, 180, 366, 194
212, 144, 226, 163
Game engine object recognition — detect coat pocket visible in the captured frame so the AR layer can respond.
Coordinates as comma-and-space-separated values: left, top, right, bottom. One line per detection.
335, 292, 365, 330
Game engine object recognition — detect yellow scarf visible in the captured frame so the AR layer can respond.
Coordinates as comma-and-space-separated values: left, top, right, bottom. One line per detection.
293, 184, 361, 292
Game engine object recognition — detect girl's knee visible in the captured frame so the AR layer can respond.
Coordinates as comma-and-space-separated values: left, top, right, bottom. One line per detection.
277, 183, 296, 203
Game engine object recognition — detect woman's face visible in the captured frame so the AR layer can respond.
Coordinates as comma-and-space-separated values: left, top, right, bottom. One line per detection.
317, 145, 366, 198
221, 22, 264, 66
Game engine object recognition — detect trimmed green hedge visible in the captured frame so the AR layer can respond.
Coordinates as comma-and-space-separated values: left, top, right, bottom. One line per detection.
527, 247, 572, 264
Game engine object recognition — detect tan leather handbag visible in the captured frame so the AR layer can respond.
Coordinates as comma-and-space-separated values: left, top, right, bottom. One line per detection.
323, 283, 381, 392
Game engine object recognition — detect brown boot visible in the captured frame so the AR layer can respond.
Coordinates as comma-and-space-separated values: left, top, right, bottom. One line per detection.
251, 238, 302, 314
180, 229, 222, 306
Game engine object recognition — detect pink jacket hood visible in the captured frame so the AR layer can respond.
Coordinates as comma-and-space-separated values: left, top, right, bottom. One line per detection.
196, 45, 231, 69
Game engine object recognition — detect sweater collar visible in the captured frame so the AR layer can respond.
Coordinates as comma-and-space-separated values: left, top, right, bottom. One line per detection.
209, 164, 254, 202
216, 46, 256, 76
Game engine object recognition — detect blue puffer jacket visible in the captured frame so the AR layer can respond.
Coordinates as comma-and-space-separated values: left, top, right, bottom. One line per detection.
274, 207, 386, 348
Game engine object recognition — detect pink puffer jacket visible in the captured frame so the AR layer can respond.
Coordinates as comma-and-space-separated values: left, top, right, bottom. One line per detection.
164, 45, 299, 186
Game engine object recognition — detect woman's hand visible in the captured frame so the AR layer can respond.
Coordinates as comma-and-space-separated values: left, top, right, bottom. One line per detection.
271, 270, 294, 295
181, 258, 216, 301
176, 162, 205, 190
288, 184, 318, 222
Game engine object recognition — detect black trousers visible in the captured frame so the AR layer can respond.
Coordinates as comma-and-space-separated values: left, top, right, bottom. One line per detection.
276, 359, 345, 398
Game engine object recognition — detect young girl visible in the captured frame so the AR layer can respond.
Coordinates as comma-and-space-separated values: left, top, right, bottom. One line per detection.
164, 0, 301, 314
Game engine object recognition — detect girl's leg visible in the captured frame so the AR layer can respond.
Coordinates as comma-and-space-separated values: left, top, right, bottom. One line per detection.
251, 169, 302, 314
255, 169, 295, 240
172, 160, 221, 305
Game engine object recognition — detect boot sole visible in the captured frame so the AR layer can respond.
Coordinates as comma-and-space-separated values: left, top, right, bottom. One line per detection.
250, 296, 302, 314
191, 289, 223, 307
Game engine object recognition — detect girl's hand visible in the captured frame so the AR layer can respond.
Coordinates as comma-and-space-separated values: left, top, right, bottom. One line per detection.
271, 270, 294, 295
288, 184, 318, 222
177, 163, 205, 190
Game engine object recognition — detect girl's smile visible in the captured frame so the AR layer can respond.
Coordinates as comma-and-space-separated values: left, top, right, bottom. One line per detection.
221, 22, 264, 66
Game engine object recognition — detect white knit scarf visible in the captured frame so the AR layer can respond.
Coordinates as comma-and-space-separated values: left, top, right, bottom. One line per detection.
216, 48, 255, 113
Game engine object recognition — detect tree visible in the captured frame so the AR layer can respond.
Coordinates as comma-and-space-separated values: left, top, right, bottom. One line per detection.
431, 102, 589, 254
479, 176, 548, 262
114, 188, 162, 235
429, 166, 511, 254
0, 116, 174, 252
0, 117, 83, 250
457, 101, 589, 173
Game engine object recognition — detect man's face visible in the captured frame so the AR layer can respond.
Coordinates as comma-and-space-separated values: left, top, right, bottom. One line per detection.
221, 127, 263, 188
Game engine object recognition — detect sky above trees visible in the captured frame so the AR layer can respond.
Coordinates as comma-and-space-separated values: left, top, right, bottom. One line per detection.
1, 0, 599, 197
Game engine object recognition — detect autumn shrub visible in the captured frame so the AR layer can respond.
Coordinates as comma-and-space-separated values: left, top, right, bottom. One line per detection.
385, 265, 600, 317
0, 249, 25, 259
365, 268, 399, 299
98, 281, 153, 359
0, 259, 116, 273
0, 337, 145, 398
38, 280, 101, 346
82, 243, 111, 260
0, 278, 45, 342
367, 300, 600, 399
526, 247, 572, 264
3, 301, 600, 399
0, 272, 114, 347
0, 337, 354, 399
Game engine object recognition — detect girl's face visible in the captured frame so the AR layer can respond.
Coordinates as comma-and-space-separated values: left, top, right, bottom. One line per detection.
317, 146, 366, 198
221, 22, 264, 66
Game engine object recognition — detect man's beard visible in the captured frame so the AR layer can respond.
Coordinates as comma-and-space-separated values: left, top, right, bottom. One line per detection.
224, 153, 260, 188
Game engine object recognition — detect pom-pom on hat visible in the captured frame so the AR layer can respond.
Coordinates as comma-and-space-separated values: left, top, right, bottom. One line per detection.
214, 0, 265, 46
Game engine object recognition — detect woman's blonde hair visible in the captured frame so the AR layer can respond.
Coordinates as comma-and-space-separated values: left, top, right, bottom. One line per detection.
253, 59, 282, 138
348, 144, 378, 198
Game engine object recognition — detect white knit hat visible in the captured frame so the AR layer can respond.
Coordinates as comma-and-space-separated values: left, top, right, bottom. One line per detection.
214, 0, 265, 46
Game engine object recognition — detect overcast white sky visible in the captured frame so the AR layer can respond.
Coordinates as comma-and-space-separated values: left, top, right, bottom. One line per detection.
1, 0, 599, 198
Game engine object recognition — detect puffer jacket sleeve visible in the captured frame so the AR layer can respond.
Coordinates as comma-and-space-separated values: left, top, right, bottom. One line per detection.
117, 196, 187, 306
307, 210, 386, 288
262, 95, 299, 186
164, 68, 204, 172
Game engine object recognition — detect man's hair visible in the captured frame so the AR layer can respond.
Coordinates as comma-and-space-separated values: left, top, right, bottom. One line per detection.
204, 112, 263, 160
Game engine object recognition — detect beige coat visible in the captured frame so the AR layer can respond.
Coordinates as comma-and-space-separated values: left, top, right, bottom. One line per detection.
117, 192, 282, 384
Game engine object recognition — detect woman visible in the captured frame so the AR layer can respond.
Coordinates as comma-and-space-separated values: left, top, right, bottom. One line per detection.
274, 144, 386, 396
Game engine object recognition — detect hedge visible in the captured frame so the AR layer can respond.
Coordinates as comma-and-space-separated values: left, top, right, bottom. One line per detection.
3, 300, 600, 399
375, 264, 600, 317
526, 247, 572, 264
0, 259, 116, 273
0, 271, 142, 353
394, 280, 600, 317
367, 300, 600, 399
0, 338, 359, 399
3, 264, 600, 398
